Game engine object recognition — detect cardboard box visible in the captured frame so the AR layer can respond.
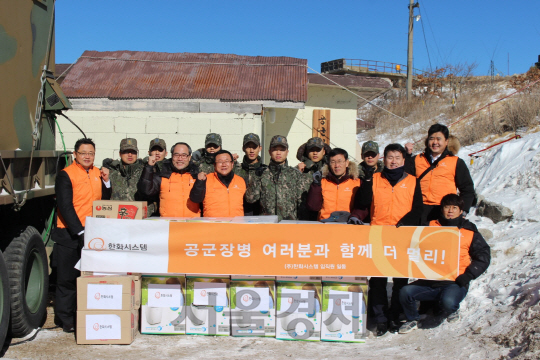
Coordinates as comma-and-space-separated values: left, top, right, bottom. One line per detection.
186, 275, 230, 336
230, 275, 276, 337
77, 276, 135, 311
276, 276, 322, 341
77, 309, 138, 345
80, 273, 141, 309
140, 275, 186, 335
321, 277, 368, 343
92, 200, 147, 219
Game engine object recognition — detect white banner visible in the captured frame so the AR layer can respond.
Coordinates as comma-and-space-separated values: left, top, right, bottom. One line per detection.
82, 217, 169, 273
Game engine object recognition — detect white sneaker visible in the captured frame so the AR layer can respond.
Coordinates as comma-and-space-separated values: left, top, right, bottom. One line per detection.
398, 320, 418, 334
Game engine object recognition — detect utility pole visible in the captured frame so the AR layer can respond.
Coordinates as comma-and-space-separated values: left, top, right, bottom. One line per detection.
407, 0, 419, 100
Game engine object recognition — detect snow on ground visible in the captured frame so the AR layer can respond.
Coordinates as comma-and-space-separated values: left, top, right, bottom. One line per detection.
5, 134, 540, 359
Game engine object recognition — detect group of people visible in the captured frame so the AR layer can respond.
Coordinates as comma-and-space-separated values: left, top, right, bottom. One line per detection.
52, 123, 490, 338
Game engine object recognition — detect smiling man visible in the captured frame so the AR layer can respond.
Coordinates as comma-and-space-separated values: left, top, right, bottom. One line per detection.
190, 150, 247, 217
352, 143, 423, 337
306, 148, 361, 221
404, 123, 475, 225
137, 142, 201, 217
53, 138, 111, 333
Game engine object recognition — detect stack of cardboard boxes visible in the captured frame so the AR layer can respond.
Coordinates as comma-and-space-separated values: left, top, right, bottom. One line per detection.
76, 274, 141, 344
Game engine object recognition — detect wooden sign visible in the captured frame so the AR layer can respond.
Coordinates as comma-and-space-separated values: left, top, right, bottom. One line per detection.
312, 109, 330, 144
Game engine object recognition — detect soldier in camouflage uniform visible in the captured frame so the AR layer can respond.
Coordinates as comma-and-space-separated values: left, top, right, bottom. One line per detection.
295, 137, 331, 220
245, 135, 310, 221
234, 133, 267, 215
296, 137, 332, 175
358, 140, 383, 181
147, 138, 167, 173
101, 138, 157, 216
192, 133, 222, 174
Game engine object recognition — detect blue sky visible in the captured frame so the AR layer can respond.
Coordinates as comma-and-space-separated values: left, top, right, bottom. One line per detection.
56, 1, 540, 75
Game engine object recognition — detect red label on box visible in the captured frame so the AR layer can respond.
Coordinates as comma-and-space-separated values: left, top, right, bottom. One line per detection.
118, 205, 138, 219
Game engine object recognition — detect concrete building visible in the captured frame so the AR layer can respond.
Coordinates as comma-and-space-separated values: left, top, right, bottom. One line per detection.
57, 50, 391, 166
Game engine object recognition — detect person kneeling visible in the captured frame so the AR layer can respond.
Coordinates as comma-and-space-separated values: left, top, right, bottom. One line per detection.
398, 194, 491, 334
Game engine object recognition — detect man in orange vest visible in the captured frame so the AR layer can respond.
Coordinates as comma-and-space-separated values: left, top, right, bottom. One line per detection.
138, 142, 201, 218
352, 143, 423, 336
398, 194, 490, 334
190, 150, 247, 217
306, 148, 361, 221
53, 138, 111, 332
405, 123, 475, 224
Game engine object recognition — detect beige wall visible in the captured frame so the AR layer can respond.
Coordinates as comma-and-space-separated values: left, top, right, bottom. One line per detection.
57, 84, 358, 167
55, 110, 261, 167
264, 85, 359, 166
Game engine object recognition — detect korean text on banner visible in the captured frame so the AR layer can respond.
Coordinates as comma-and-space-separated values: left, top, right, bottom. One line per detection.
82, 219, 460, 280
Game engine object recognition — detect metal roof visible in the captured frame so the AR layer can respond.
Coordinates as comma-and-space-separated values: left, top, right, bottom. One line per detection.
61, 50, 308, 102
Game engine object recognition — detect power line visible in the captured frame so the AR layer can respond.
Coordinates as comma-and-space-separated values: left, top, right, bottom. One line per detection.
418, 7, 433, 73
420, 1, 443, 66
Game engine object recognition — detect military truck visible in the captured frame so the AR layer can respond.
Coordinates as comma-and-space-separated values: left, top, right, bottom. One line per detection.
0, 0, 73, 347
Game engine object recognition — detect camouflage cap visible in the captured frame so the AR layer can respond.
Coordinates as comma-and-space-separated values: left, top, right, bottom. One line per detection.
306, 137, 325, 151
269, 135, 288, 149
120, 138, 138, 152
361, 140, 379, 155
205, 133, 222, 147
243, 133, 261, 147
149, 138, 166, 151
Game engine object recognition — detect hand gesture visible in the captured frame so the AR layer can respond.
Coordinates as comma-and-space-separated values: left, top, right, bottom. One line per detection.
197, 172, 207, 181
404, 143, 414, 155
232, 153, 239, 161
312, 171, 322, 185
297, 162, 306, 172
147, 154, 157, 166
100, 167, 110, 182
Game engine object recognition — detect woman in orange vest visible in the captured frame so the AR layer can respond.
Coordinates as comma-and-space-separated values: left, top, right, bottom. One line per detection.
398, 194, 490, 334
306, 148, 361, 221
352, 143, 423, 337
53, 138, 111, 332
405, 123, 475, 225
190, 150, 247, 217
138, 142, 201, 218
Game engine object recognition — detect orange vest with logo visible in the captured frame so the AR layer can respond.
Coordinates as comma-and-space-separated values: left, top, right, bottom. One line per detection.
57, 162, 102, 229
430, 220, 473, 276
203, 173, 246, 217
160, 173, 201, 217
371, 173, 417, 226
319, 178, 361, 220
415, 154, 459, 205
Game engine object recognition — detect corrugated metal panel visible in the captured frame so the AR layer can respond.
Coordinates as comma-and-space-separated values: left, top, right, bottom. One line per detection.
61, 50, 308, 102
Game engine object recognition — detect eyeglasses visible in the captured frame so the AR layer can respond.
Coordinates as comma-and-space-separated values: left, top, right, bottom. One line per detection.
77, 152, 95, 157
216, 160, 232, 164
173, 153, 190, 159
330, 160, 346, 165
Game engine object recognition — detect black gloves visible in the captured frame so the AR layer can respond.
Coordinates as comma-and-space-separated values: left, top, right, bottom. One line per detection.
396, 221, 404, 228
312, 171, 322, 185
348, 217, 365, 225
102, 158, 113, 169
455, 273, 473, 288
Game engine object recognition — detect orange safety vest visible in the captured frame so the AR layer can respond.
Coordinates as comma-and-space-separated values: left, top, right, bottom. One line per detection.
160, 173, 201, 217
203, 173, 246, 217
57, 162, 102, 229
371, 173, 417, 226
430, 220, 473, 276
319, 178, 361, 220
415, 154, 459, 206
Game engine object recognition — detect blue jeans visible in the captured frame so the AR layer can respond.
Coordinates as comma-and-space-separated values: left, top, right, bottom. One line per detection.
400, 282, 468, 321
